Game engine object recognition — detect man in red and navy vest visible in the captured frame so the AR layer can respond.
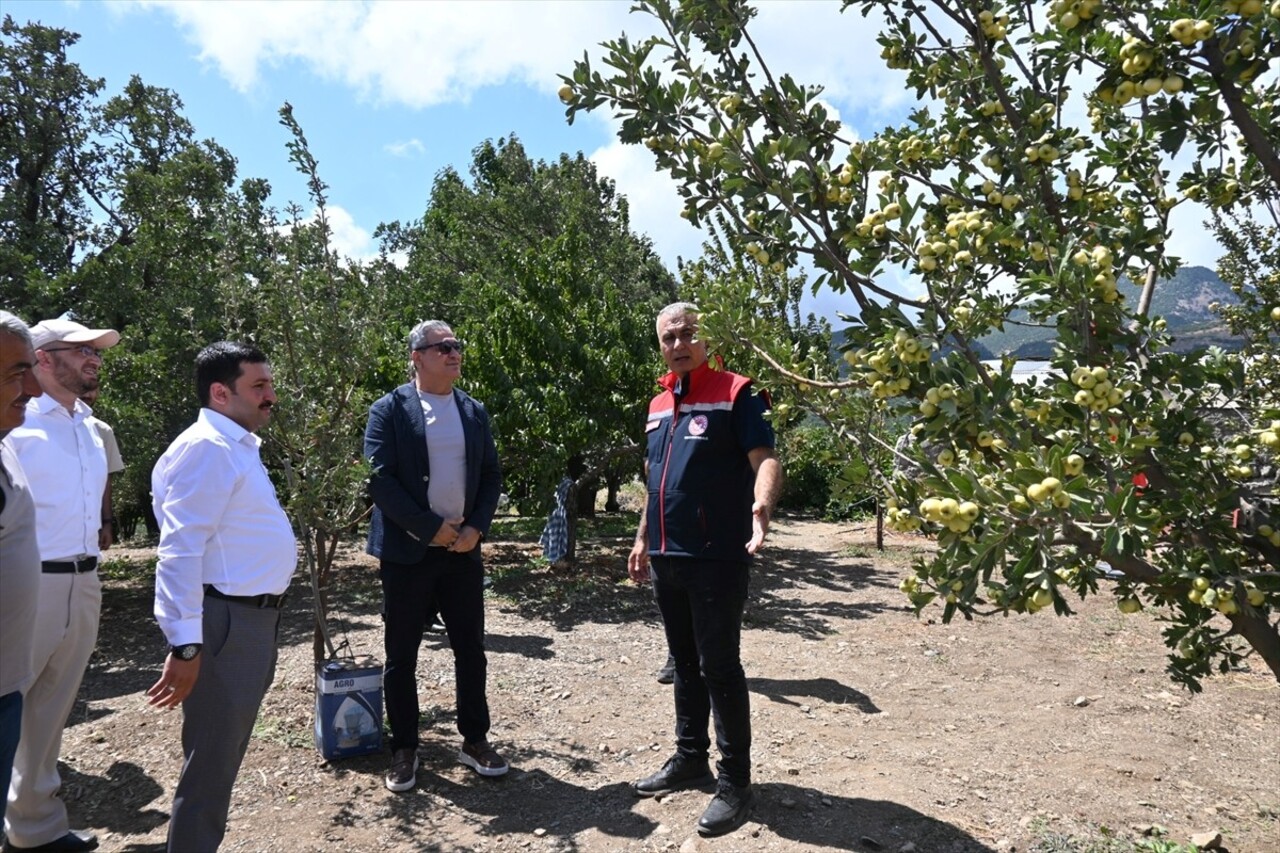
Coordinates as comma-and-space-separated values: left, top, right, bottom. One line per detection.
627, 302, 782, 838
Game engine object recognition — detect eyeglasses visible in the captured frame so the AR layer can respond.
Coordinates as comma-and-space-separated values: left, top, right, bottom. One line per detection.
660, 329, 700, 347
43, 344, 106, 359
415, 340, 464, 355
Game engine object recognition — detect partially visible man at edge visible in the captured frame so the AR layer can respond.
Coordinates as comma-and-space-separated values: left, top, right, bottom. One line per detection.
147, 342, 296, 853
4, 317, 120, 853
0, 311, 44, 831
627, 301, 782, 838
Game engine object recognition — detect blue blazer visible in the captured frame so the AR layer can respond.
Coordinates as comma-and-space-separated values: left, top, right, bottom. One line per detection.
364, 383, 502, 565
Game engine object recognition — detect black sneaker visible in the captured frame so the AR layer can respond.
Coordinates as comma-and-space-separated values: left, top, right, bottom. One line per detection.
631, 753, 713, 797
385, 747, 418, 792
655, 654, 676, 685
697, 779, 755, 837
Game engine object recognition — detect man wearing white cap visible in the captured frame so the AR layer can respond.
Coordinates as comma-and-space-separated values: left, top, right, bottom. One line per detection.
3, 318, 120, 853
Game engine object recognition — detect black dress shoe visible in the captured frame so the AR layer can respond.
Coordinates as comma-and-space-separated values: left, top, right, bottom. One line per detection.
631, 753, 713, 797
697, 780, 754, 837
4, 830, 99, 852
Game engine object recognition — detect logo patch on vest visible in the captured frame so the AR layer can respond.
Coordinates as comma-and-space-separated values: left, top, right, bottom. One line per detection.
688, 414, 708, 436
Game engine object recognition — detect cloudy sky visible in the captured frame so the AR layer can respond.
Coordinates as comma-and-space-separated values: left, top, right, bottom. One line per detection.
5, 1, 1225, 321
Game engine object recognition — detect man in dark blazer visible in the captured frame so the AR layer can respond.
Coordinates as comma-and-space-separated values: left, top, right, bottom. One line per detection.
364, 319, 506, 793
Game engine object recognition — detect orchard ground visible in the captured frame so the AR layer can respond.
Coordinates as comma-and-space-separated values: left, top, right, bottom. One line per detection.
57, 513, 1278, 853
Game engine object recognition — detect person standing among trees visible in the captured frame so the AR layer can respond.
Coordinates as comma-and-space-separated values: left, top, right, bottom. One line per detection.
147, 341, 296, 853
0, 312, 44, 832
365, 319, 506, 793
627, 301, 782, 838
3, 317, 120, 853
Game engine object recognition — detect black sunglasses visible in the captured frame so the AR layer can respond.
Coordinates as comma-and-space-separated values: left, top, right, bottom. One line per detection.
415, 341, 464, 355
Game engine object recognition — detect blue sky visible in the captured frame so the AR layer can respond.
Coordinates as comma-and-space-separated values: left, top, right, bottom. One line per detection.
5, 1, 1226, 322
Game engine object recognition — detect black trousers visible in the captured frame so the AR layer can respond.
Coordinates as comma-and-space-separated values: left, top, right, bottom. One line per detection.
380, 550, 490, 751
651, 556, 751, 787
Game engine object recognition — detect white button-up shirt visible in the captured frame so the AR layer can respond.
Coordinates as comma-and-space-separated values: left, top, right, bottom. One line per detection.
152, 408, 297, 646
5, 394, 107, 561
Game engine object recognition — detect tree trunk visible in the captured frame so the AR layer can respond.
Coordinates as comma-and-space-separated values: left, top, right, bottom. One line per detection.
575, 477, 598, 518
562, 480, 580, 567
876, 498, 884, 552
308, 527, 337, 663
1228, 609, 1280, 685
604, 471, 621, 512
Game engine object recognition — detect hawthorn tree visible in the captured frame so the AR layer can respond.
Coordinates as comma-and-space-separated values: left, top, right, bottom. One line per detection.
562, 0, 1280, 689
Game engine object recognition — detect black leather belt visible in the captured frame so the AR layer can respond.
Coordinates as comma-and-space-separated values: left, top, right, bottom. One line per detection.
41, 557, 98, 574
204, 584, 288, 609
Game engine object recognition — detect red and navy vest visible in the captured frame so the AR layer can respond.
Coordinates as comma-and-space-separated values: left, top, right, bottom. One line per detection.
643, 360, 761, 563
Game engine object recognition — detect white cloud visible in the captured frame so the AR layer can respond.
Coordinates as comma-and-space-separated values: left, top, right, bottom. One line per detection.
132, 0, 644, 104
588, 133, 702, 269
317, 204, 375, 261
120, 1, 914, 270
749, 2, 911, 123
384, 138, 425, 158
272, 204, 375, 263
129, 0, 906, 120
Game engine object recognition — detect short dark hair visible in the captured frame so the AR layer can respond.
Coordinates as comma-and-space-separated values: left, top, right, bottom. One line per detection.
195, 341, 268, 407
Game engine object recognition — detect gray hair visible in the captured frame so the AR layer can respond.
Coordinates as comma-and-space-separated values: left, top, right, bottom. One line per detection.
656, 301, 699, 333
408, 319, 453, 351
660, 300, 701, 324
0, 310, 32, 345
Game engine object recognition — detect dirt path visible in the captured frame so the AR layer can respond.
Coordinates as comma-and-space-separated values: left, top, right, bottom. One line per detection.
56, 518, 1280, 852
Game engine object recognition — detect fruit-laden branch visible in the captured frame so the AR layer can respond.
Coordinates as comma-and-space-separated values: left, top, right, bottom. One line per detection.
1202, 43, 1280, 204
735, 336, 860, 389
650, 6, 927, 313
1063, 524, 1280, 684
1133, 447, 1280, 568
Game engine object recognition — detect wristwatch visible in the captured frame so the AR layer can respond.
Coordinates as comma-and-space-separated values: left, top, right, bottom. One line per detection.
171, 643, 202, 661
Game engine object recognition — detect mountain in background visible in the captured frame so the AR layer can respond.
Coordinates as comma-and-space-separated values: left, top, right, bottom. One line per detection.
978, 265, 1241, 357
828, 266, 1242, 364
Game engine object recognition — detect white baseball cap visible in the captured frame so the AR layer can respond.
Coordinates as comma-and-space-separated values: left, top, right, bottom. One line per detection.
30, 318, 121, 351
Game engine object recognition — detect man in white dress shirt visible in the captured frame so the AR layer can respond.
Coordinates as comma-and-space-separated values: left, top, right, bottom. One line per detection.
147, 341, 296, 853
4, 318, 120, 853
